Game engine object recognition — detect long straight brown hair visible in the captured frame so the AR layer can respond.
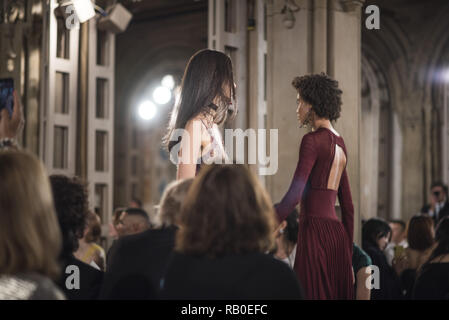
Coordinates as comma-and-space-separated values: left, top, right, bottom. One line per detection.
163, 49, 236, 153
0, 151, 62, 280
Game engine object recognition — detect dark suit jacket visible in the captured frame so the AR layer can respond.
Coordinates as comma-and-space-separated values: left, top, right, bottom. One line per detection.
100, 226, 176, 300
421, 201, 449, 225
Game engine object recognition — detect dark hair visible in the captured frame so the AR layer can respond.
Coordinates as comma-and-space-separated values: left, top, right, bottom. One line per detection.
292, 73, 342, 121
362, 218, 391, 250
49, 175, 89, 256
176, 165, 276, 257
407, 215, 434, 251
124, 208, 150, 222
388, 219, 406, 232
430, 181, 448, 197
424, 217, 449, 265
164, 49, 236, 152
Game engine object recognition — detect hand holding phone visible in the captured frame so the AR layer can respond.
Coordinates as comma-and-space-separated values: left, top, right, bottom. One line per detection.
0, 89, 24, 140
0, 78, 14, 117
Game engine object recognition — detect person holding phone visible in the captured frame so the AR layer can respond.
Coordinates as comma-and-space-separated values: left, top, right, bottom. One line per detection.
421, 182, 449, 225
0, 89, 24, 150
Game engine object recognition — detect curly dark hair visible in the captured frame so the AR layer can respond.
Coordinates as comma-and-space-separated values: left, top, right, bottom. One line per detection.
49, 175, 89, 256
292, 73, 342, 121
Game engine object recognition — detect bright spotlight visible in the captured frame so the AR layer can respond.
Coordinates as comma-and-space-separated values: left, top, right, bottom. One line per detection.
161, 75, 175, 90
72, 0, 96, 23
138, 100, 157, 120
153, 86, 172, 105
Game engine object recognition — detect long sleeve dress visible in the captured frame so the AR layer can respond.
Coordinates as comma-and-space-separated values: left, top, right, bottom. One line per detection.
275, 127, 354, 300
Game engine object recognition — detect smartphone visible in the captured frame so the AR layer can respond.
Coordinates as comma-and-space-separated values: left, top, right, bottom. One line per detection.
394, 245, 405, 259
0, 78, 14, 117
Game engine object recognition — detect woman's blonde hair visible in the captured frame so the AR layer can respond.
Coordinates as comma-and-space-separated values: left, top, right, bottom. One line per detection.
176, 164, 277, 257
155, 178, 194, 227
0, 151, 61, 280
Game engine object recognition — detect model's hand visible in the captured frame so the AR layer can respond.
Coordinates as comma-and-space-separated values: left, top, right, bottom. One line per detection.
0, 91, 24, 140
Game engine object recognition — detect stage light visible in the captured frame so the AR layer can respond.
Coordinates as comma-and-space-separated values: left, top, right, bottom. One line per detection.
72, 0, 95, 23
161, 75, 175, 90
138, 100, 157, 120
153, 86, 172, 105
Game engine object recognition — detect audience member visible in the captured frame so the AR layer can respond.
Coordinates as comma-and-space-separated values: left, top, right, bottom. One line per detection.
362, 218, 402, 300
161, 165, 303, 300
352, 243, 372, 300
0, 151, 64, 299
273, 207, 299, 269
74, 211, 106, 271
115, 207, 151, 237
397, 215, 436, 298
100, 179, 193, 299
49, 175, 103, 300
412, 217, 449, 299
421, 182, 449, 225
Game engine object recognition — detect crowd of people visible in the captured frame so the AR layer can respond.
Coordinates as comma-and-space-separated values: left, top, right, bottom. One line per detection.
1, 143, 448, 300
1, 51, 449, 300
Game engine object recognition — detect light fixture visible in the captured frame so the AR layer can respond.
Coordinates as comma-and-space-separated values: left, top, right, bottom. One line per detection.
161, 75, 175, 90
72, 0, 95, 23
138, 100, 157, 120
153, 86, 172, 105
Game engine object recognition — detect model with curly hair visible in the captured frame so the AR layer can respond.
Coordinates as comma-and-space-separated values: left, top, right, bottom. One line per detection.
275, 73, 354, 299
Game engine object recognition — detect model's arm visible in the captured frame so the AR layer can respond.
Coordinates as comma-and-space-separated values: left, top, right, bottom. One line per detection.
274, 134, 317, 222
338, 168, 354, 243
177, 119, 202, 180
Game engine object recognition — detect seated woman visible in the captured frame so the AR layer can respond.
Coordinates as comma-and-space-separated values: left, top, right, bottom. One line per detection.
352, 243, 372, 300
161, 165, 303, 300
100, 178, 194, 300
412, 217, 449, 299
398, 215, 436, 298
273, 207, 299, 269
50, 175, 103, 300
0, 151, 64, 300
74, 211, 106, 271
362, 218, 403, 300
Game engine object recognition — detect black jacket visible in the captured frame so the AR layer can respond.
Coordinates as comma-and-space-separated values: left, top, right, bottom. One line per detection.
421, 201, 449, 225
161, 252, 304, 300
57, 255, 103, 300
363, 244, 403, 300
100, 226, 176, 299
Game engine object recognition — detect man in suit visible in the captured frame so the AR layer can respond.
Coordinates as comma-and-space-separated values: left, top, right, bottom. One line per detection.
421, 181, 449, 225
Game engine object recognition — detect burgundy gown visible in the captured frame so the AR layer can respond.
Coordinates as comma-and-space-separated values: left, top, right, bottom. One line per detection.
275, 127, 354, 300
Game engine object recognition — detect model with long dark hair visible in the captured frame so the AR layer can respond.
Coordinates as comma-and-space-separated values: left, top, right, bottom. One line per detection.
274, 73, 354, 299
163, 49, 236, 179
